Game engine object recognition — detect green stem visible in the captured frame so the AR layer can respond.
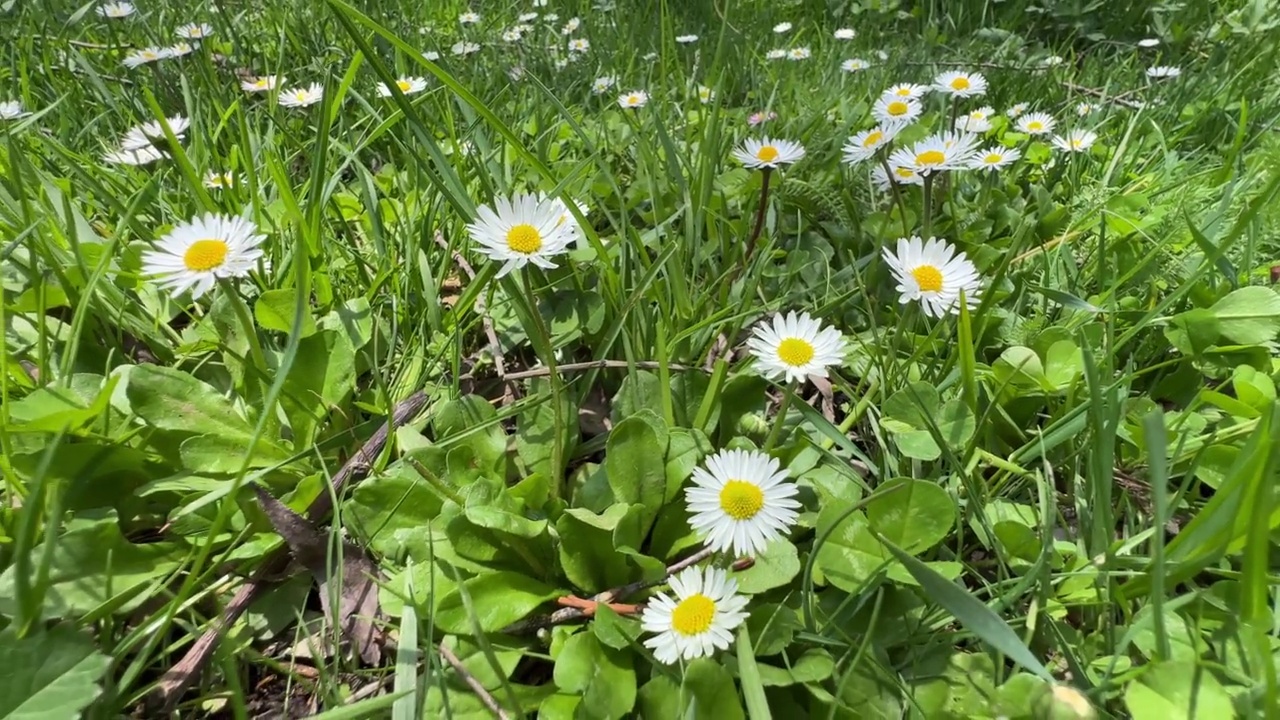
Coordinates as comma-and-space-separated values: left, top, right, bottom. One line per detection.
218, 278, 268, 388
743, 167, 773, 265
521, 268, 565, 498
763, 381, 797, 451
921, 173, 934, 240
879, 156, 911, 238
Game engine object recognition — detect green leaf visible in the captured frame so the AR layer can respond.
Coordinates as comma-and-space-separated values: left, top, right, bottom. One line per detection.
866, 479, 955, 554
735, 625, 772, 720
434, 571, 558, 634
0, 625, 111, 720
552, 632, 636, 720
1210, 286, 1280, 345
753, 649, 836, 687
555, 505, 637, 591
346, 464, 445, 558
734, 539, 800, 594
814, 503, 891, 593
604, 412, 668, 534
877, 534, 1054, 682
516, 378, 578, 478
0, 515, 185, 618
254, 287, 318, 336
610, 370, 664, 424
281, 329, 356, 445
682, 658, 745, 720
1123, 661, 1235, 720
434, 395, 507, 476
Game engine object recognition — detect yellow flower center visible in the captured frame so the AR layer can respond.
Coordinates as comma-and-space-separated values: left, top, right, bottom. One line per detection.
916, 150, 946, 166
1071, 139, 1083, 149
863, 131, 883, 148
183, 239, 229, 272
254, 79, 268, 88
670, 594, 717, 636
1027, 121, 1042, 131
984, 153, 1003, 164
719, 479, 765, 520
894, 167, 916, 179
627, 95, 639, 105
911, 265, 944, 292
506, 224, 542, 254
895, 88, 910, 96
950, 77, 971, 90
755, 145, 780, 162
887, 101, 909, 116
397, 80, 413, 92
295, 91, 308, 101
969, 111, 985, 120
776, 337, 815, 367
142, 51, 156, 59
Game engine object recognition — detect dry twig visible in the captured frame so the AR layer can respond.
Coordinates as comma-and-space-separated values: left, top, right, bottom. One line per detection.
439, 642, 512, 720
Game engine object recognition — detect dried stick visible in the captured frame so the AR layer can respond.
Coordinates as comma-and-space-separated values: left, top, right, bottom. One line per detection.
151, 391, 430, 710
439, 642, 512, 720
502, 546, 717, 634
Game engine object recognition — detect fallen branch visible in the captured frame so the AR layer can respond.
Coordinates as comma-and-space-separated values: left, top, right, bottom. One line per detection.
439, 641, 512, 720
151, 390, 431, 710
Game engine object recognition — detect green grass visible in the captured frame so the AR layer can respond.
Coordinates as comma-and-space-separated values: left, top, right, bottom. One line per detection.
3, 0, 1280, 718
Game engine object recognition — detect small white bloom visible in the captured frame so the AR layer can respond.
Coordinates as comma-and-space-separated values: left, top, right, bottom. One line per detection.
568, 38, 590, 53
747, 310, 845, 384
641, 567, 749, 665
0, 100, 31, 120
617, 90, 648, 108
1039, 55, 1064, 67
787, 47, 811, 60
123, 46, 173, 68
697, 85, 715, 104
834, 28, 855, 40
451, 41, 481, 55
241, 75, 282, 93
96, 2, 135, 18
882, 236, 982, 317
121, 115, 189, 150
1052, 129, 1098, 153
562, 17, 581, 34
1016, 111, 1055, 135
141, 213, 266, 298
466, 194, 578, 278
278, 83, 324, 108
872, 95, 921, 125
773, 22, 792, 33
167, 42, 196, 58
933, 70, 987, 97
203, 171, 239, 189
1005, 102, 1028, 118
518, 12, 539, 21
502, 28, 524, 43
884, 82, 928, 100
1146, 65, 1181, 79
731, 137, 805, 169
888, 131, 981, 175
842, 125, 900, 165
765, 49, 786, 60
955, 106, 995, 134
176, 22, 214, 39
841, 58, 869, 72
872, 163, 924, 190
969, 145, 1021, 171
592, 76, 616, 94
459, 11, 480, 24
377, 76, 428, 97
424, 51, 441, 61
686, 449, 801, 557
1138, 38, 1160, 48
1075, 102, 1097, 117
104, 146, 168, 166
676, 34, 699, 43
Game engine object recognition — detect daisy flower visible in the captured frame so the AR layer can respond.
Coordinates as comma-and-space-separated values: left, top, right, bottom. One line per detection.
452, 41, 481, 55
933, 70, 987, 97
686, 448, 801, 557
641, 567, 749, 665
697, 85, 714, 104
562, 17, 581, 34
104, 146, 168, 166
466, 193, 577, 278
872, 163, 925, 190
1039, 55, 1064, 68
121, 115, 189, 150
617, 90, 648, 108
1052, 129, 1098, 153
765, 49, 787, 60
0, 101, 31, 120
731, 137, 805, 169
204, 171, 239, 189
592, 76, 616, 94
888, 131, 980, 175
834, 28, 855, 40
1146, 65, 1181, 79
773, 22, 792, 33
1138, 38, 1161, 48
1006, 103, 1028, 118
788, 47, 811, 60
377, 76, 428, 97
969, 145, 1021, 171
167, 42, 196, 58
1016, 112, 1055, 135
882, 236, 982, 317
242, 75, 281, 93
141, 213, 266, 299
175, 22, 213, 39
424, 51, 441, 61
508, 65, 526, 81
676, 34, 699, 43
533, 0, 547, 7
884, 83, 929, 100
518, 11, 539, 21
501, 28, 523, 42
841, 58, 869, 72
955, 106, 995, 133
96, 2, 135, 18
871, 95, 922, 126
278, 83, 324, 108
1075, 102, 1097, 117
123, 46, 172, 68
746, 310, 845, 384
747, 111, 776, 126
842, 125, 900, 164
568, 38, 590, 53
459, 11, 480, 24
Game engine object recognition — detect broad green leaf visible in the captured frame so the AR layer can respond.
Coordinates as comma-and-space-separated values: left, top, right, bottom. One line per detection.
125, 365, 288, 456
552, 632, 636, 720
1123, 661, 1235, 720
433, 395, 507, 476
281, 329, 356, 445
434, 571, 558, 634
866, 479, 955, 554
734, 539, 800, 594
1210, 286, 1280, 345
555, 504, 637, 591
346, 464, 445, 558
604, 412, 668, 534
254, 287, 318, 336
752, 649, 835, 687
0, 624, 111, 720
682, 658, 745, 720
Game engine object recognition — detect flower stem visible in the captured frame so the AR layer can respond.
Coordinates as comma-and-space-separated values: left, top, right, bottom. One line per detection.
763, 381, 796, 451
218, 278, 268, 384
922, 173, 935, 240
743, 167, 773, 266
879, 156, 911, 238
521, 268, 565, 499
